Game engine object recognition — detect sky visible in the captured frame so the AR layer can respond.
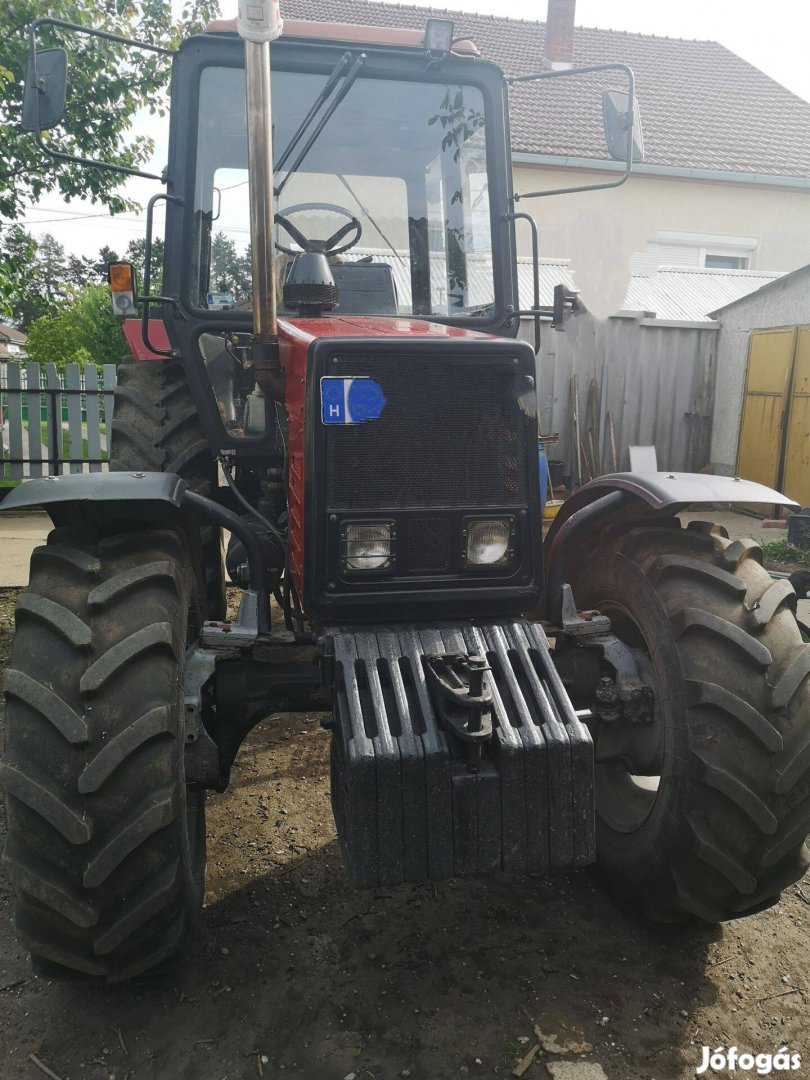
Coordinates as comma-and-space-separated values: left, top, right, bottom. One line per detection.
17, 0, 810, 257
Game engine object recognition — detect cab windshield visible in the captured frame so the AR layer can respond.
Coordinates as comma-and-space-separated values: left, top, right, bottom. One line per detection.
192, 62, 495, 318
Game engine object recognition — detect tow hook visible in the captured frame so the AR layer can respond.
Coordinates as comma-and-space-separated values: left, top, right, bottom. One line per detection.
424, 654, 494, 772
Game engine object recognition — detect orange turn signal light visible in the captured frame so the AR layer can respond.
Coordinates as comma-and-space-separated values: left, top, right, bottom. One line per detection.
108, 262, 135, 293
107, 262, 138, 317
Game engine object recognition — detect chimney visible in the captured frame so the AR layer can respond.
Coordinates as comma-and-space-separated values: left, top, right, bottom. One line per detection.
545, 0, 576, 68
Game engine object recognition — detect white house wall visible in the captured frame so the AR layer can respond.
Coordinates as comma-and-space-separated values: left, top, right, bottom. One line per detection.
512, 164, 810, 319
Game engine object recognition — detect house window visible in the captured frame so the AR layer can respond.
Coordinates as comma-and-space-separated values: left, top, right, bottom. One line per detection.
704, 253, 749, 270
630, 231, 758, 274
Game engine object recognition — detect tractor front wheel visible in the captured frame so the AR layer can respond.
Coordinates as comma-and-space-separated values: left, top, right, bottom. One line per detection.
571, 518, 810, 923
2, 527, 205, 981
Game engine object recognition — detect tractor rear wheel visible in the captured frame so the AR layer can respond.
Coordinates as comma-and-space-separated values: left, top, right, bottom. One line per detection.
109, 357, 225, 620
2, 527, 206, 981
570, 518, 810, 923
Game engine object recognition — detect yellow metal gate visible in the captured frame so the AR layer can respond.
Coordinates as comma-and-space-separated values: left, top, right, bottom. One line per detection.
783, 328, 810, 506
736, 327, 810, 506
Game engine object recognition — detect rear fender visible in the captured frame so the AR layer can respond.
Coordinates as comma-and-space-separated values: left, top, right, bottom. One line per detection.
122, 317, 172, 361
546, 471, 797, 550
542, 472, 797, 622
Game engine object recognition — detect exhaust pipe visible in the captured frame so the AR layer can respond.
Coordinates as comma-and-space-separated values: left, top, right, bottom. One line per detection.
238, 0, 285, 402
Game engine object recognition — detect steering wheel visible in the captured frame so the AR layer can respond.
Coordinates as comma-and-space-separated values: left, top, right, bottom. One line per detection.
274, 202, 363, 257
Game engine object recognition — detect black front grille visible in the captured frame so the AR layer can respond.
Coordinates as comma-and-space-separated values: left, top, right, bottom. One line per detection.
406, 516, 452, 572
325, 355, 528, 511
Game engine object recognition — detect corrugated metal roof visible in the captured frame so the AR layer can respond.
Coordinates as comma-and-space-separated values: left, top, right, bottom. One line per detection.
708, 262, 810, 316
344, 251, 575, 311
518, 258, 577, 310
623, 266, 784, 321
342, 253, 782, 321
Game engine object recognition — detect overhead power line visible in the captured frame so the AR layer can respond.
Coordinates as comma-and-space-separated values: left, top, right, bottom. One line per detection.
22, 208, 149, 225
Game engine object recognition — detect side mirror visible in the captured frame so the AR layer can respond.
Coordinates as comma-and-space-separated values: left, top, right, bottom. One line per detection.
22, 48, 68, 132
602, 89, 644, 163
510, 63, 641, 200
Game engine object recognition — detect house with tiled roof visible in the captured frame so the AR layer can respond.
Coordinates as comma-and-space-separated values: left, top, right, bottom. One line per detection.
283, 0, 810, 316
0, 324, 27, 361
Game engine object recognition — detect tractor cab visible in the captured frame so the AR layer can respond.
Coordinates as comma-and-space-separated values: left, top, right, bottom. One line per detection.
188, 20, 507, 325
167, 18, 519, 457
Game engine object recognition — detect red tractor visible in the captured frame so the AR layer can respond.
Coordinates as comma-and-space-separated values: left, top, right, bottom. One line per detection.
4, 6, 808, 982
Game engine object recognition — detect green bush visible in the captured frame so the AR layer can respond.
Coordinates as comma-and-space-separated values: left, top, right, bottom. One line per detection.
760, 539, 810, 565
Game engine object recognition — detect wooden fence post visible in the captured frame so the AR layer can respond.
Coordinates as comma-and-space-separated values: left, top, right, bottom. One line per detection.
65, 363, 84, 474
4, 364, 25, 480
84, 365, 103, 473
102, 365, 117, 461
44, 364, 62, 475
25, 362, 45, 478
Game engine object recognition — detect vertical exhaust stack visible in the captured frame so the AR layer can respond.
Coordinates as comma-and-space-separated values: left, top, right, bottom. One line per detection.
238, 0, 285, 402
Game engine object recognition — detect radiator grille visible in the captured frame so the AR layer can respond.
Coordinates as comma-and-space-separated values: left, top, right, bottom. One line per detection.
325, 355, 528, 511
406, 516, 452, 572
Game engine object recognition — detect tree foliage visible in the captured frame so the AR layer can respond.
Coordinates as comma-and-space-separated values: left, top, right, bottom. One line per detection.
0, 223, 38, 322
0, 0, 220, 221
25, 284, 125, 369
210, 232, 251, 303
124, 235, 164, 292
0, 225, 167, 330
94, 245, 121, 277
0, 229, 72, 327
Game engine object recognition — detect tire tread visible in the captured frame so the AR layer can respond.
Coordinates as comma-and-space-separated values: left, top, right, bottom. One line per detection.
572, 518, 810, 923
1, 530, 204, 982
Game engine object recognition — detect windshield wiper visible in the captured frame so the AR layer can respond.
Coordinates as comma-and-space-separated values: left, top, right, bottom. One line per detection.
274, 51, 351, 174
274, 51, 366, 198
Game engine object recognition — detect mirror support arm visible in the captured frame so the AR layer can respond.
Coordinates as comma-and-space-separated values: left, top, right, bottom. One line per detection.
508, 62, 637, 201
139, 192, 185, 359
503, 211, 540, 354
27, 17, 173, 181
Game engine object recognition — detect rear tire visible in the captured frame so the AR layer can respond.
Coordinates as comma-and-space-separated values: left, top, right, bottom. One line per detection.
570, 518, 810, 923
2, 527, 206, 981
109, 357, 225, 620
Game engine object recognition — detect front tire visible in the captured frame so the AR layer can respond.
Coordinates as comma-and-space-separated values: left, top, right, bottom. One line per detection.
570, 518, 810, 923
2, 527, 205, 981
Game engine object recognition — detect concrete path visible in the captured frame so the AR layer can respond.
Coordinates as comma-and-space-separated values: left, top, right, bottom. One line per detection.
0, 512, 51, 587
679, 509, 789, 546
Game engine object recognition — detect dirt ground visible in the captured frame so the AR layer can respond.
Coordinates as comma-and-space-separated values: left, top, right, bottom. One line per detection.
0, 587, 808, 1080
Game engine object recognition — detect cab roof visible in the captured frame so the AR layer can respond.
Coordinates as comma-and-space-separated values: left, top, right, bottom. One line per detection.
204, 17, 479, 57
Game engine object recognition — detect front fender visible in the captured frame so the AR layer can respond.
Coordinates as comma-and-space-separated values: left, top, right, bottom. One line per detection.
0, 471, 188, 525
3, 473, 271, 631
546, 471, 796, 549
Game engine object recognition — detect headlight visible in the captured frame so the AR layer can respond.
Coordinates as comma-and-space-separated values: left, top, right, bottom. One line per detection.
344, 523, 393, 571
466, 520, 510, 566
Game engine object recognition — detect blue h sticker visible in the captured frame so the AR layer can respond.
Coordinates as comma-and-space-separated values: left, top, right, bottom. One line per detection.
321, 378, 346, 424
321, 377, 386, 425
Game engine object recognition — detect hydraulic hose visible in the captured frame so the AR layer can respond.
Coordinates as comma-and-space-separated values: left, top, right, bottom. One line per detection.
544, 490, 635, 625
180, 488, 271, 633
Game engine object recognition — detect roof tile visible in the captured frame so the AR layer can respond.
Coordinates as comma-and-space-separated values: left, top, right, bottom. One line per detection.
282, 0, 810, 177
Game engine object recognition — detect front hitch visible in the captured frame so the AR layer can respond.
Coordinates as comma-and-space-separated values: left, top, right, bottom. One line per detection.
424, 654, 494, 772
